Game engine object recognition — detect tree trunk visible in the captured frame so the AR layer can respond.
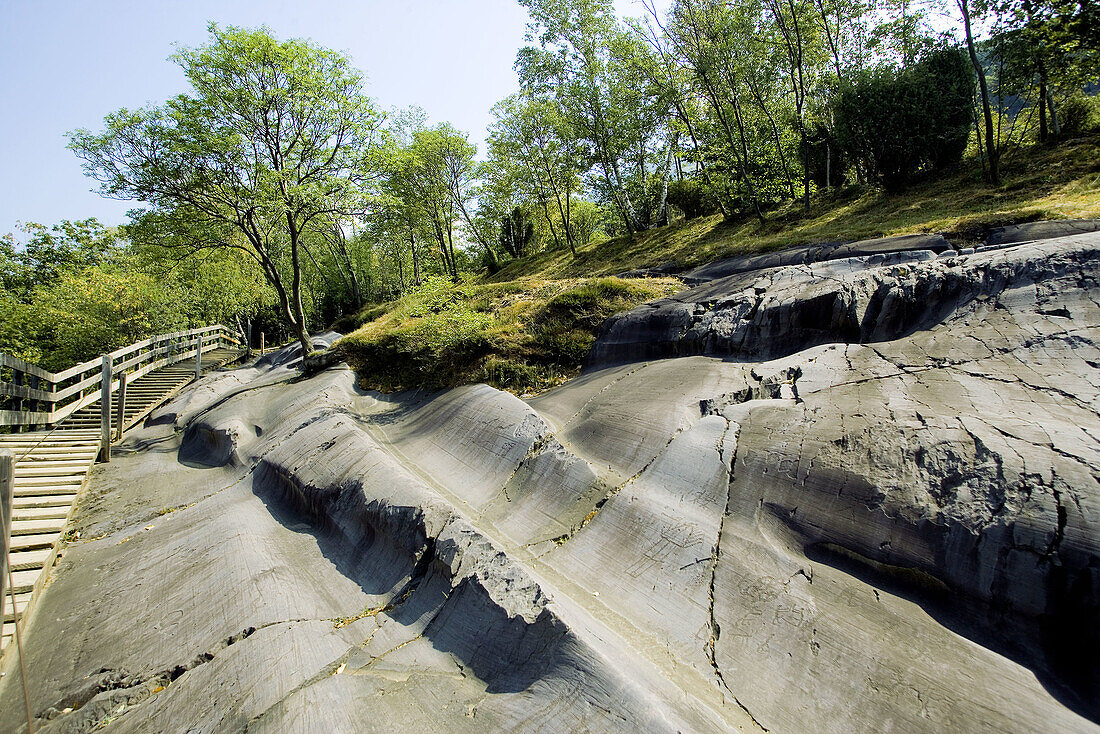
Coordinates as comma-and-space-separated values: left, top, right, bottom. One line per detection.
1047, 87, 1061, 136
286, 213, 313, 357
1038, 64, 1049, 142
746, 76, 797, 199
409, 226, 421, 286
730, 96, 766, 223
960, 0, 1000, 185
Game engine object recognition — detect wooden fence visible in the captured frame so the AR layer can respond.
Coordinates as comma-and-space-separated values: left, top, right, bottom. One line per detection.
0, 324, 241, 432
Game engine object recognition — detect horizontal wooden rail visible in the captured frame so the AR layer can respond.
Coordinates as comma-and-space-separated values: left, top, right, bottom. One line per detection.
0, 324, 243, 430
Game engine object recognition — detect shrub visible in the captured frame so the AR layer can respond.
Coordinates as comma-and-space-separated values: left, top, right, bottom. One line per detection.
666, 178, 718, 219
834, 47, 974, 191
1058, 95, 1099, 137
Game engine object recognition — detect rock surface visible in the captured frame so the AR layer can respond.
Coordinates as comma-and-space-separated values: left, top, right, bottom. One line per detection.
2, 230, 1099, 733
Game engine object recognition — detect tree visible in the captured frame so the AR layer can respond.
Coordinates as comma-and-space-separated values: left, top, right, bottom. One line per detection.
68, 24, 383, 358
499, 206, 536, 258
486, 94, 587, 254
518, 0, 677, 234
396, 124, 480, 280
4, 219, 120, 296
958, 0, 1002, 184
834, 47, 974, 190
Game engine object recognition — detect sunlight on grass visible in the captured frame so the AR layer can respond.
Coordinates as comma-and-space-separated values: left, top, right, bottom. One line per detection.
336, 275, 680, 394
493, 134, 1100, 280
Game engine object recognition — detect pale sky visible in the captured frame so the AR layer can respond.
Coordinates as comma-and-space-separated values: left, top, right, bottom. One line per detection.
0, 0, 665, 237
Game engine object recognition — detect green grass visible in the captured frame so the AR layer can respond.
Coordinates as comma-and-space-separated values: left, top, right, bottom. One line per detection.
336, 134, 1100, 395
490, 133, 1100, 281
336, 275, 681, 394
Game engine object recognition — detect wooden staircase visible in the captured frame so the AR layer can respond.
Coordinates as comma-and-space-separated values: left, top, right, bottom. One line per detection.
1, 429, 100, 648
1, 347, 243, 653
63, 348, 240, 432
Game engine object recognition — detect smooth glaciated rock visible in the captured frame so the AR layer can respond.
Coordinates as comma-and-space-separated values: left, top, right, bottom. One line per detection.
987, 218, 1100, 245
3, 232, 1099, 733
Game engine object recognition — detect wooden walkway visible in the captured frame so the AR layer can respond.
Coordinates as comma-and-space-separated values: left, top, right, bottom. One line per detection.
1, 337, 244, 654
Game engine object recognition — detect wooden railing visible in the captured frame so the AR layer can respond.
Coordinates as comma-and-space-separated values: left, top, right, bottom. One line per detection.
0, 324, 241, 431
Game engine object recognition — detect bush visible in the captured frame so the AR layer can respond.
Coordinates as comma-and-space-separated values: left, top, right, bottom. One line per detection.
666, 178, 718, 219
1058, 95, 1099, 136
834, 47, 974, 191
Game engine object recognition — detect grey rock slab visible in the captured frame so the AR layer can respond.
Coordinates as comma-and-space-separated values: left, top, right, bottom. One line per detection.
4, 233, 1100, 732
591, 233, 1100, 368
987, 218, 1100, 245
679, 232, 949, 285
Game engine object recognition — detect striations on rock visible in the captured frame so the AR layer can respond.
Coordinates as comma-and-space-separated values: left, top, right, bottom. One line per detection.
2, 232, 1099, 734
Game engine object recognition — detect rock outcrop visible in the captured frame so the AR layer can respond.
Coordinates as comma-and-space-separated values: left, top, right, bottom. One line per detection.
2, 229, 1098, 733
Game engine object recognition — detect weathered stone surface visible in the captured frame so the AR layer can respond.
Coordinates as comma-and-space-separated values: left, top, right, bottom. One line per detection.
987, 218, 1100, 245
677, 232, 950, 284
591, 234, 1098, 367
2, 232, 1098, 733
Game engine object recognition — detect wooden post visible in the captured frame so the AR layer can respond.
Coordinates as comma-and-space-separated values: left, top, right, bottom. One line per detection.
1, 449, 12, 607
246, 319, 253, 358
100, 354, 112, 463
195, 333, 203, 379
28, 374, 39, 431
12, 370, 22, 434
115, 371, 127, 441
260, 332, 265, 356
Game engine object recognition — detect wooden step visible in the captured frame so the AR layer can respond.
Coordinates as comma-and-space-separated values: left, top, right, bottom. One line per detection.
2, 592, 30, 623
0, 441, 98, 450
13, 486, 81, 498
16, 454, 97, 464
9, 532, 59, 552
8, 568, 40, 596
10, 519, 65, 536
8, 548, 52, 572
14, 464, 90, 478
12, 477, 84, 488
12, 507, 70, 520
12, 495, 77, 509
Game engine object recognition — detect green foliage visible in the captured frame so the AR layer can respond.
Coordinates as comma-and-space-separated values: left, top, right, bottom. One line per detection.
834, 48, 974, 191
336, 276, 680, 393
666, 178, 717, 219
499, 207, 536, 258
1058, 96, 1100, 136
68, 24, 384, 352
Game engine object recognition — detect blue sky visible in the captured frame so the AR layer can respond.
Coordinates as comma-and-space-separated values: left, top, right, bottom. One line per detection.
0, 0, 664, 237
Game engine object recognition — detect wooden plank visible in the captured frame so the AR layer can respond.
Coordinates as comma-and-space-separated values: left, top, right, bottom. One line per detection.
8, 568, 39, 595
12, 496, 77, 509
53, 355, 103, 383
0, 381, 52, 402
1, 450, 12, 610
14, 485, 84, 496
14, 479, 85, 491
0, 410, 51, 426
8, 531, 55, 552
9, 548, 51, 571
14, 465, 90, 477
2, 591, 30, 623
0, 353, 52, 381
11, 519, 65, 535
11, 507, 69, 520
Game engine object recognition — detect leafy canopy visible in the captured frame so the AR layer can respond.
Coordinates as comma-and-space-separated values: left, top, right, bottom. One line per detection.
68, 24, 384, 353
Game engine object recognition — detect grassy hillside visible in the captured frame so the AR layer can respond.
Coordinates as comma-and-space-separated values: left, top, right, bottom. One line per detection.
491, 133, 1100, 281
337, 276, 680, 394
336, 134, 1100, 395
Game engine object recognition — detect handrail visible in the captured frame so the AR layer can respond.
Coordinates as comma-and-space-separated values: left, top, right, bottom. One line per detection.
0, 324, 243, 430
